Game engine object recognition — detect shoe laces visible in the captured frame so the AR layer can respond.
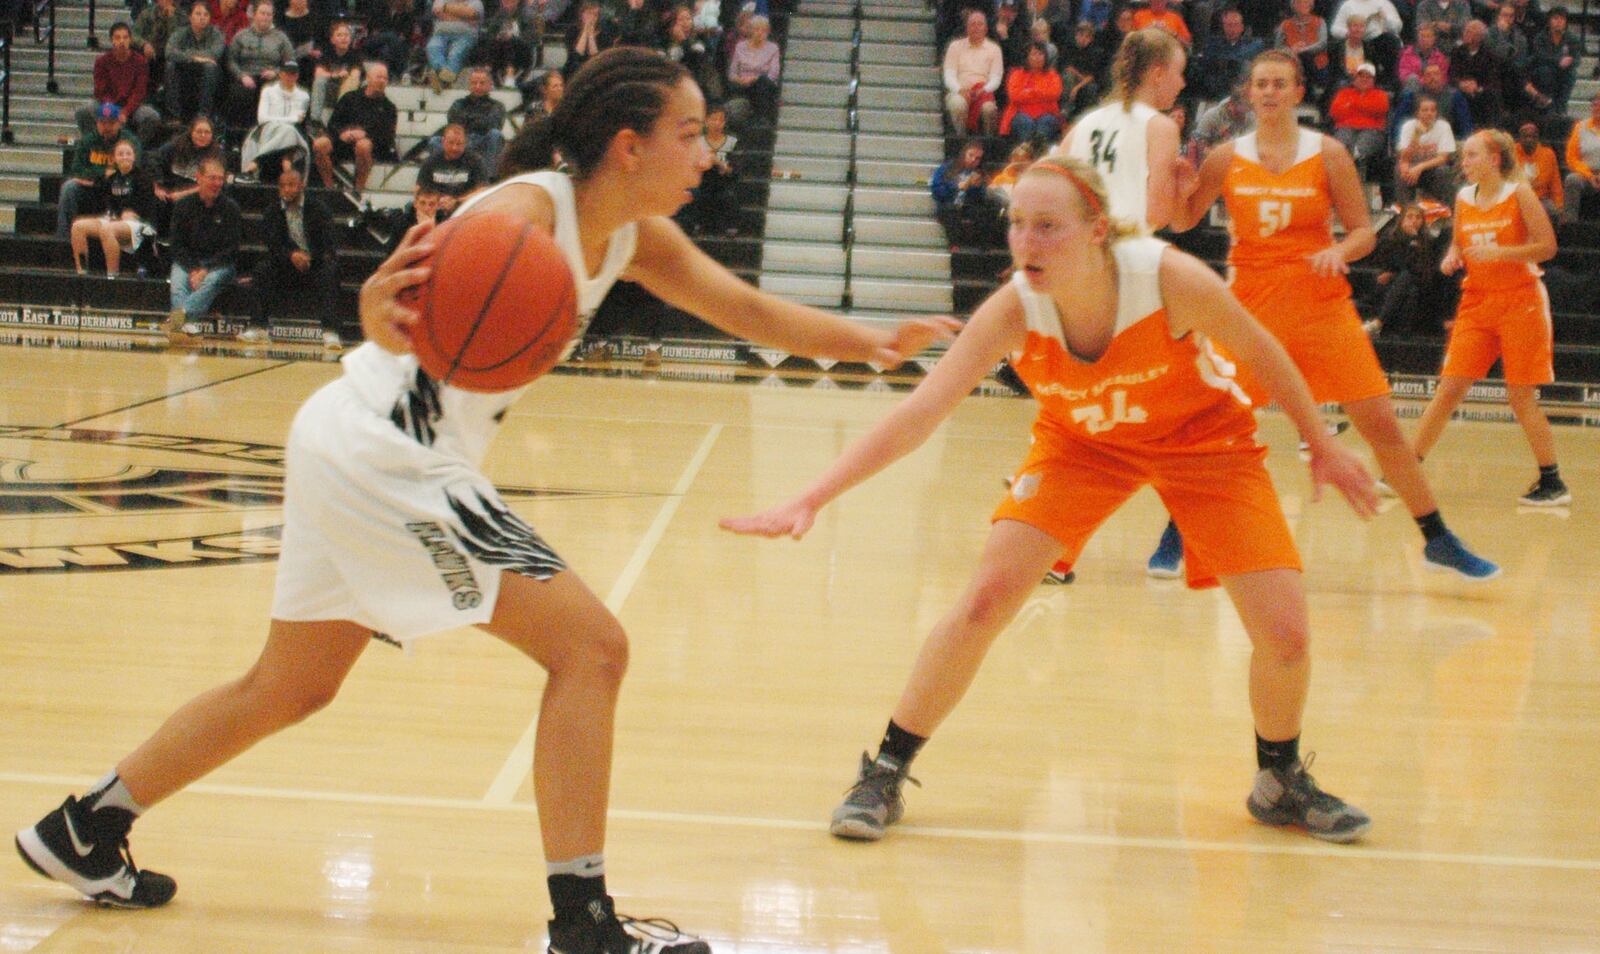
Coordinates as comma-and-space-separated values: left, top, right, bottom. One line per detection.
617, 915, 692, 943
1279, 753, 1345, 812
85, 805, 146, 876
842, 754, 920, 806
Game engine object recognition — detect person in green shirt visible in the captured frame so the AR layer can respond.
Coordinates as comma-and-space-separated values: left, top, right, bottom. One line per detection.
56, 102, 143, 240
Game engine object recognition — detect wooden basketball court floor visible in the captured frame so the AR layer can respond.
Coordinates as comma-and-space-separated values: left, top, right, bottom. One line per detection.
1, 340, 1597, 952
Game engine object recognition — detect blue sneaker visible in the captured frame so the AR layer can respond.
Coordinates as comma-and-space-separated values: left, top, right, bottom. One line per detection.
1147, 522, 1183, 579
1423, 531, 1500, 581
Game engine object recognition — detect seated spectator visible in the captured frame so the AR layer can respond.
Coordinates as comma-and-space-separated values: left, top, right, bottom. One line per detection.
1486, 4, 1531, 113
1514, 118, 1563, 221
226, 0, 294, 127
691, 0, 721, 49
278, 0, 324, 70
1450, 20, 1504, 129
527, 0, 571, 67
427, 0, 485, 92
309, 20, 361, 125
70, 140, 158, 277
1099, 8, 1136, 78
1132, 0, 1191, 47
238, 166, 342, 347
942, 10, 1003, 137
1561, 91, 1600, 222
1330, 63, 1390, 178
358, 0, 419, 80
1416, 0, 1471, 52
1398, 24, 1450, 92
1393, 64, 1472, 139
677, 101, 739, 235
1330, 0, 1402, 79
164, 1, 226, 122
150, 115, 223, 219
1506, 0, 1545, 37
1328, 13, 1391, 95
614, 0, 659, 47
726, 13, 779, 128
380, 186, 451, 252
56, 103, 143, 241
1525, 5, 1578, 111
161, 158, 241, 341
986, 140, 1036, 207
209, 0, 249, 42
520, 68, 563, 124
78, 23, 162, 145
480, 0, 541, 88
1395, 95, 1458, 202
1278, 0, 1330, 101
418, 124, 488, 211
1193, 8, 1264, 101
1361, 202, 1446, 336
1059, 20, 1106, 122
1028, 19, 1056, 68
563, 0, 616, 79
133, 0, 182, 98
990, 0, 1029, 70
661, 4, 719, 99
241, 59, 309, 181
1000, 42, 1063, 145
1188, 80, 1256, 165
931, 138, 1002, 247
430, 67, 508, 170
312, 61, 397, 192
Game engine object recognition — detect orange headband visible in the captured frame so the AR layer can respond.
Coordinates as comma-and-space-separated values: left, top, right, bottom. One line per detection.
1025, 162, 1104, 217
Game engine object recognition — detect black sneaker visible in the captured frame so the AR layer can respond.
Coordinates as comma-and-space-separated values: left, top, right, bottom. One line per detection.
14, 796, 176, 908
1245, 754, 1371, 844
547, 896, 710, 953
829, 752, 919, 841
1518, 480, 1572, 507
1042, 567, 1075, 585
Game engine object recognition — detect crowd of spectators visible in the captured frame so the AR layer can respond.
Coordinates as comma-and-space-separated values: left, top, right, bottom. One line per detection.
48, 0, 773, 346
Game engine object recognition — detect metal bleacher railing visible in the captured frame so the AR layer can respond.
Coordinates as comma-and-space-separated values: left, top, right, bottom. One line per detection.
1, 19, 11, 145
840, 0, 860, 310
32, 0, 58, 93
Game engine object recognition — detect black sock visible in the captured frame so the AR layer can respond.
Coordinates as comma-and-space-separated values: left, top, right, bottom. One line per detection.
877, 720, 927, 767
547, 873, 608, 927
1256, 734, 1300, 773
1539, 464, 1563, 488
1415, 510, 1447, 543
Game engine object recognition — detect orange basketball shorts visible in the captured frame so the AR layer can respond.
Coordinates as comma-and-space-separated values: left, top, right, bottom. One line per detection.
1229, 265, 1391, 406
1442, 281, 1554, 386
992, 426, 1302, 590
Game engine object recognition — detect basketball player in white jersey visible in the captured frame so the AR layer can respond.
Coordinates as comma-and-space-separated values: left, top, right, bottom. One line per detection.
15, 47, 956, 954
1056, 27, 1189, 232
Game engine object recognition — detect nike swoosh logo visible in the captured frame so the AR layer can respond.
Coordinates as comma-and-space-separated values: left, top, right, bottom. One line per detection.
62, 810, 95, 858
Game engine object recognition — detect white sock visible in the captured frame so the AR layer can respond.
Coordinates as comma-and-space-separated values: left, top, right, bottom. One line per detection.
84, 772, 146, 816
545, 853, 605, 878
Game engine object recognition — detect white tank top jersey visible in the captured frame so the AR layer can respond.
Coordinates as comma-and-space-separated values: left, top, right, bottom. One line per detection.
1009, 235, 1169, 351
337, 171, 638, 469
1064, 100, 1158, 230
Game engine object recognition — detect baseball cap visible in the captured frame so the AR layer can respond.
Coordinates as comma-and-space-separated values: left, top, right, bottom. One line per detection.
280, 58, 300, 72
1354, 62, 1376, 76
95, 101, 123, 121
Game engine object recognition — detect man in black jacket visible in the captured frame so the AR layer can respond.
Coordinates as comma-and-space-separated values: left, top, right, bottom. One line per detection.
162, 157, 242, 342
238, 166, 343, 348
311, 61, 397, 192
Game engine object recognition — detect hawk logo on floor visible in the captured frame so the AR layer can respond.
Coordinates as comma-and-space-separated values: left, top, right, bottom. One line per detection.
0, 425, 643, 575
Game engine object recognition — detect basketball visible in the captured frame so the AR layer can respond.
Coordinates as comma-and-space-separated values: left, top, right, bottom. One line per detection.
406, 209, 579, 393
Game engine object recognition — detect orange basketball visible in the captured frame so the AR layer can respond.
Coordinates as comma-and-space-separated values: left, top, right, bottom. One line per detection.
407, 209, 579, 393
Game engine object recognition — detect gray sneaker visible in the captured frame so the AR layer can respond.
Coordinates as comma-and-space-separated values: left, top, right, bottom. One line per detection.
1246, 754, 1371, 843
829, 752, 918, 841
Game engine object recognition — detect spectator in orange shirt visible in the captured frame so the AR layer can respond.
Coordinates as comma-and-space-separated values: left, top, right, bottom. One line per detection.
1515, 119, 1563, 221
1000, 42, 1063, 144
1561, 90, 1600, 222
1330, 62, 1390, 178
1133, 0, 1191, 47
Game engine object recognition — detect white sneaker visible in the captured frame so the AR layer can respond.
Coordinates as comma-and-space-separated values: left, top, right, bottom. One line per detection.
237, 328, 271, 344
321, 330, 343, 350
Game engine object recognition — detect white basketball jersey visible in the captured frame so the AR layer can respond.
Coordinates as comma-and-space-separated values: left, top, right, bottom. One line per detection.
1064, 100, 1157, 230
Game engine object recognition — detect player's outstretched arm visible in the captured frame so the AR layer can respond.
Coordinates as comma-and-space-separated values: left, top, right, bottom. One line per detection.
1160, 247, 1379, 518
358, 222, 436, 354
720, 289, 1023, 540
625, 216, 959, 366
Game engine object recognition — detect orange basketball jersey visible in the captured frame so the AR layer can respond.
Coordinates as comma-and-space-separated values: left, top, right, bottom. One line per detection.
1224, 128, 1340, 273
1008, 237, 1257, 455
1455, 181, 1541, 291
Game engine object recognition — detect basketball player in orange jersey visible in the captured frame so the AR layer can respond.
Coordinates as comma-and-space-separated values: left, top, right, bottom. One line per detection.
1410, 130, 1570, 507
723, 157, 1379, 845
14, 48, 955, 954
1158, 50, 1499, 580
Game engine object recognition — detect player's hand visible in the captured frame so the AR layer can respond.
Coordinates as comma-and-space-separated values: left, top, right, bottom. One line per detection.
874, 316, 962, 368
1307, 246, 1349, 276
719, 498, 819, 540
1439, 245, 1463, 275
359, 222, 435, 355
1307, 440, 1378, 519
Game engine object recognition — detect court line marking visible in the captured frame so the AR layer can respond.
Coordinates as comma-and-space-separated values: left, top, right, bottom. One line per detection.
481, 423, 725, 804
54, 361, 296, 429
3, 770, 1595, 873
